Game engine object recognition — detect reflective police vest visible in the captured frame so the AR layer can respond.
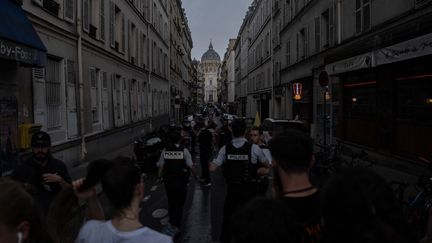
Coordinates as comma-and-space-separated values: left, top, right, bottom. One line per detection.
224, 141, 257, 183
162, 145, 190, 181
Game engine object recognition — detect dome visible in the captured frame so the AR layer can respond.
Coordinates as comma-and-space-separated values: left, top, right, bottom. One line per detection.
201, 42, 220, 62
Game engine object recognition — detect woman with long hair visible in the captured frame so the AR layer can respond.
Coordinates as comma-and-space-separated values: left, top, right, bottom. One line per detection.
73, 157, 172, 243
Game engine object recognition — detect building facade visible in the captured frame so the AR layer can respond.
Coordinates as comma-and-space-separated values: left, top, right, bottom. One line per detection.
235, 0, 432, 165
1, 0, 194, 174
219, 39, 236, 113
272, 0, 432, 163
200, 42, 221, 104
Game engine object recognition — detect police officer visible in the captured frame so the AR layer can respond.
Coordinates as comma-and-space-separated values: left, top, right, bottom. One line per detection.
249, 126, 272, 196
157, 130, 198, 236
209, 119, 269, 243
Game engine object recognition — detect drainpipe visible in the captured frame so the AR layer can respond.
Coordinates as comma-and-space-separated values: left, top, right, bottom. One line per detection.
147, 26, 153, 131
270, 0, 274, 118
76, 0, 86, 160
337, 0, 342, 44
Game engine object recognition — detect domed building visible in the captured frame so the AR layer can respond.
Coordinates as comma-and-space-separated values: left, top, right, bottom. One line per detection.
200, 42, 221, 104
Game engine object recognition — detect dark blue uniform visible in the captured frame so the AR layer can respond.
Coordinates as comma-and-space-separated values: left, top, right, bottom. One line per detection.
160, 145, 191, 228
221, 141, 258, 243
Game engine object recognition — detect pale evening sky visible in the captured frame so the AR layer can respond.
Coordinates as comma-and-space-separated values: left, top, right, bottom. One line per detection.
182, 0, 252, 61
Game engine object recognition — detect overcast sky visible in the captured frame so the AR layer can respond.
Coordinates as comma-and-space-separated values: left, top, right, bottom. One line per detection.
182, 0, 252, 61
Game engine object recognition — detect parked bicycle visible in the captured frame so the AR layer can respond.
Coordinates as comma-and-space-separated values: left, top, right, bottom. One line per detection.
312, 142, 344, 187
341, 147, 377, 168
390, 157, 432, 240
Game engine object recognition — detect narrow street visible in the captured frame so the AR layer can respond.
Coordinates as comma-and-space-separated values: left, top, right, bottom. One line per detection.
138, 149, 227, 243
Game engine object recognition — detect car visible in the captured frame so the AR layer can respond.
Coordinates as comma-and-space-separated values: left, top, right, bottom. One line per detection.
261, 118, 308, 142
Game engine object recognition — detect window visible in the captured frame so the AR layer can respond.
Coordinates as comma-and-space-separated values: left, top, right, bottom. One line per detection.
113, 74, 123, 126
129, 21, 137, 63
396, 79, 432, 123
90, 68, 101, 124
111, 4, 125, 52
355, 0, 371, 34
45, 58, 62, 130
210, 79, 212, 85
343, 81, 376, 118
64, 0, 74, 22
141, 34, 148, 68
321, 8, 334, 48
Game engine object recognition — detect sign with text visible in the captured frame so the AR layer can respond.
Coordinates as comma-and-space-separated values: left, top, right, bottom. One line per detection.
227, 154, 249, 160
163, 151, 184, 160
0, 38, 45, 66
375, 33, 432, 66
325, 52, 373, 75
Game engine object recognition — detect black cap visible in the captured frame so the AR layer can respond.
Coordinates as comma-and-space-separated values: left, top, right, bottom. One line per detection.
31, 131, 51, 147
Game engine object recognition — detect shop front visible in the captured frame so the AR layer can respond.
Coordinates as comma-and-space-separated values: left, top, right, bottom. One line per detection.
326, 33, 432, 162
0, 0, 47, 175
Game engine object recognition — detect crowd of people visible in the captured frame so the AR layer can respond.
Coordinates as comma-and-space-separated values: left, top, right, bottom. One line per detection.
1, 111, 431, 243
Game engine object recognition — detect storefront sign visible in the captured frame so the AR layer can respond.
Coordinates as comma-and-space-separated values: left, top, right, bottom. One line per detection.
293, 83, 302, 100
325, 53, 373, 75
375, 33, 432, 66
0, 38, 42, 65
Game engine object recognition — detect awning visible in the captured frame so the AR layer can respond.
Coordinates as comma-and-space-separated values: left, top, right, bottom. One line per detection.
0, 0, 47, 67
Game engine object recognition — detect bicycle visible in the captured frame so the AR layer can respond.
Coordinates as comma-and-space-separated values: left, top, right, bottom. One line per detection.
312, 142, 344, 187
340, 147, 377, 168
390, 157, 432, 240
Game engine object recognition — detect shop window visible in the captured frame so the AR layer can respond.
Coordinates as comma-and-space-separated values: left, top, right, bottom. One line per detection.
343, 81, 376, 118
396, 78, 432, 123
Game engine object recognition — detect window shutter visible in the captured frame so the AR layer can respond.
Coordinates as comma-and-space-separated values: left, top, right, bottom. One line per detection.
32, 68, 47, 127
296, 32, 299, 61
305, 26, 309, 57
135, 30, 139, 63
121, 13, 126, 53
329, 6, 334, 46
64, 0, 74, 22
110, 1, 115, 47
314, 16, 320, 53
100, 1, 105, 41
127, 20, 131, 58
83, 0, 90, 33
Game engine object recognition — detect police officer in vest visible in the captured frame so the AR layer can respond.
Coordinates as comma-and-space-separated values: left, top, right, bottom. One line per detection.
157, 130, 198, 236
209, 119, 270, 243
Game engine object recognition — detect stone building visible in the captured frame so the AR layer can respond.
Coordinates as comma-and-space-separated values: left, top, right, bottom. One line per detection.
200, 42, 221, 104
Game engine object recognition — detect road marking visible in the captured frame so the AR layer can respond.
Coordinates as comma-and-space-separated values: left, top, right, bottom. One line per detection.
150, 185, 158, 191
152, 208, 168, 219
142, 195, 151, 202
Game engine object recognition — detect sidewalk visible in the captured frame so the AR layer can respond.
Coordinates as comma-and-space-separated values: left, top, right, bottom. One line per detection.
69, 143, 135, 180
